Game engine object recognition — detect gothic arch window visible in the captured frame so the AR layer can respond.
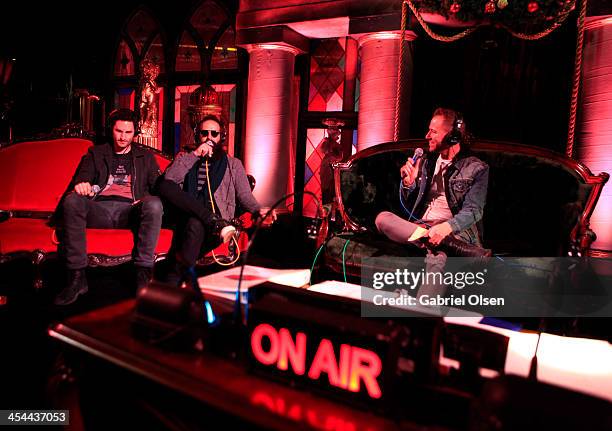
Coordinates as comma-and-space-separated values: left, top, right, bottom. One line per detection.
173, 1, 240, 155
112, 2, 242, 155
113, 8, 166, 150
114, 8, 165, 77
175, 0, 237, 74
211, 25, 237, 70
114, 40, 136, 77
176, 31, 201, 72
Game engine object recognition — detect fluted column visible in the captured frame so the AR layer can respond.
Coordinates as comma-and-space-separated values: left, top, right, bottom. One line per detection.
357, 31, 416, 151
575, 16, 612, 251
243, 44, 299, 207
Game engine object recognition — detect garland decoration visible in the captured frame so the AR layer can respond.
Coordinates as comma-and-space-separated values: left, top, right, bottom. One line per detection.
406, 0, 577, 41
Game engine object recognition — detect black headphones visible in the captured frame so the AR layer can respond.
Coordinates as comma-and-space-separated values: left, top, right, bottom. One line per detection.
107, 108, 141, 137
443, 111, 465, 147
193, 114, 227, 146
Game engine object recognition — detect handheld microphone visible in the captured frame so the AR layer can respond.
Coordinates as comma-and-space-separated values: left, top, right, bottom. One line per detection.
200, 140, 215, 158
401, 148, 424, 179
91, 185, 101, 195
411, 147, 424, 163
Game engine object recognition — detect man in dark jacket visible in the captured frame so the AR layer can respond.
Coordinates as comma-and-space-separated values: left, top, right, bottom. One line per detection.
54, 109, 163, 305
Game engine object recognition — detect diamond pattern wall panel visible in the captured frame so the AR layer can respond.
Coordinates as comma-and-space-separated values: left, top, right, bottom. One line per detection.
308, 38, 346, 112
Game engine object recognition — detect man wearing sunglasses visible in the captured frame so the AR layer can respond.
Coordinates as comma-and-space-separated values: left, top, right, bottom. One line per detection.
158, 115, 274, 284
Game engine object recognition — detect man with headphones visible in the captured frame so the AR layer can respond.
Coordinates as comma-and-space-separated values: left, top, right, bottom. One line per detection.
52, 109, 164, 305
158, 114, 272, 285
375, 108, 490, 297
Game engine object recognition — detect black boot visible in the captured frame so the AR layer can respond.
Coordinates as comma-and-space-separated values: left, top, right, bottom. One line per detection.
182, 265, 201, 295
438, 236, 492, 258
164, 262, 182, 287
162, 258, 198, 289
135, 266, 153, 291
54, 269, 88, 305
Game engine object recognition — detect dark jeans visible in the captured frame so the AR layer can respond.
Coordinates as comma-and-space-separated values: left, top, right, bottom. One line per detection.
158, 179, 221, 267
60, 193, 163, 269
171, 216, 221, 267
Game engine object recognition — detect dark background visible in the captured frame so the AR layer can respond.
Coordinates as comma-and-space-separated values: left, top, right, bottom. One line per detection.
0, 1, 609, 153
409, 19, 577, 153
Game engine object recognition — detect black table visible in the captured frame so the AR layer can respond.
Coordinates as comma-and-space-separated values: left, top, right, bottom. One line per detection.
49, 298, 434, 431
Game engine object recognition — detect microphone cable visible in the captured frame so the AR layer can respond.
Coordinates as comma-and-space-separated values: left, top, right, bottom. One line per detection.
235, 191, 324, 324
398, 180, 431, 228
398, 149, 430, 227
205, 158, 241, 266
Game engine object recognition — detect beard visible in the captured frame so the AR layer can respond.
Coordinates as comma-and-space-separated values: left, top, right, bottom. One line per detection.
206, 139, 226, 159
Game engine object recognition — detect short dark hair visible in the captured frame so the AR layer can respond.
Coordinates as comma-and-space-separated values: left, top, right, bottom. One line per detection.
107, 108, 138, 130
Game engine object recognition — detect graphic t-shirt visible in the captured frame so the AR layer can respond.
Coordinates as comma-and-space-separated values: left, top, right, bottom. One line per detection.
98, 153, 134, 202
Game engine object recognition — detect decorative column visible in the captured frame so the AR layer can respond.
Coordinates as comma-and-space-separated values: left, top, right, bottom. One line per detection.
575, 16, 612, 252
136, 59, 160, 150
357, 31, 416, 151
243, 44, 300, 207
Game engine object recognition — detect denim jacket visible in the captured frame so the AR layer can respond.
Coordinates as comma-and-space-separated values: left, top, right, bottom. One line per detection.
402, 150, 489, 245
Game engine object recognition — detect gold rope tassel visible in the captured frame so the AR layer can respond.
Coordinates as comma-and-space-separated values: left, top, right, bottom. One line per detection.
566, 0, 588, 158
405, 0, 482, 43
394, 0, 409, 141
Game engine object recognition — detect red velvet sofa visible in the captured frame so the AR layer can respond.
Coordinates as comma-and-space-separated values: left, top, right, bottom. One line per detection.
0, 138, 251, 291
0, 138, 174, 287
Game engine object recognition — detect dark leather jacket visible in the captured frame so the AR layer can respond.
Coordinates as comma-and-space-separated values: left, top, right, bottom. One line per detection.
402, 150, 489, 245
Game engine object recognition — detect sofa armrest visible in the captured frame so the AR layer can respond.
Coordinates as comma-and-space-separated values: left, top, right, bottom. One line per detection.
569, 224, 597, 257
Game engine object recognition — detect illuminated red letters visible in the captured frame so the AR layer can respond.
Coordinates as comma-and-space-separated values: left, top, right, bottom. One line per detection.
279, 328, 306, 375
251, 323, 279, 366
308, 339, 339, 383
347, 346, 382, 398
250, 323, 383, 399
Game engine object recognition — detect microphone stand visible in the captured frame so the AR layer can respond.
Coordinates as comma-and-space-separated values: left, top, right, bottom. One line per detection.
230, 191, 323, 359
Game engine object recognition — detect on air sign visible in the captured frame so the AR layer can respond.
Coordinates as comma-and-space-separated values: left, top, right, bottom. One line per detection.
249, 323, 383, 399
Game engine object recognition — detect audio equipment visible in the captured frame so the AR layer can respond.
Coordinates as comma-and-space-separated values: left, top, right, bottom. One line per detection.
442, 111, 465, 148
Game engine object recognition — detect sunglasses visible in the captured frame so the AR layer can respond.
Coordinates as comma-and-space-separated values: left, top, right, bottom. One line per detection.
199, 129, 220, 138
